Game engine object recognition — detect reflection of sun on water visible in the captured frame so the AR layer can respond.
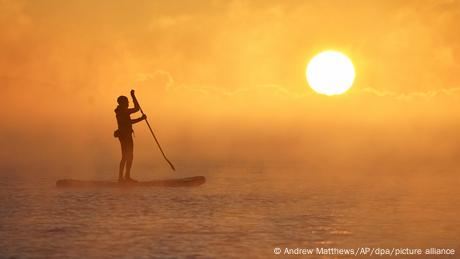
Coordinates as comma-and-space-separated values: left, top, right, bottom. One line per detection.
306, 51, 355, 96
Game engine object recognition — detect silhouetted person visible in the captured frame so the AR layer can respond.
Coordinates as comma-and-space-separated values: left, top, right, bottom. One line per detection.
114, 90, 146, 182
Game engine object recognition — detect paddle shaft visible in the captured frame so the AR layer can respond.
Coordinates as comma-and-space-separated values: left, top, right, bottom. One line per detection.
136, 98, 176, 171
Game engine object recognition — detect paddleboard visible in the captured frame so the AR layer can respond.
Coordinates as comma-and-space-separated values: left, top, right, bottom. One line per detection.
56, 176, 205, 188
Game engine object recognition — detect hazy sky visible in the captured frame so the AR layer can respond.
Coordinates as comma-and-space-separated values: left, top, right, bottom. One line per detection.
1, 0, 460, 177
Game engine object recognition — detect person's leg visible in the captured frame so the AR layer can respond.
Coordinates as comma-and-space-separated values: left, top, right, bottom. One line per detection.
119, 137, 128, 182
124, 136, 135, 180
119, 159, 126, 181
125, 155, 133, 179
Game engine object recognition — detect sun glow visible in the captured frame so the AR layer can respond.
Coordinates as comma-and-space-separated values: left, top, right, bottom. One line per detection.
306, 51, 355, 96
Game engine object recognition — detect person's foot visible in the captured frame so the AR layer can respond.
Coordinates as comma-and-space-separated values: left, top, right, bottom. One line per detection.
124, 177, 138, 183
118, 176, 124, 182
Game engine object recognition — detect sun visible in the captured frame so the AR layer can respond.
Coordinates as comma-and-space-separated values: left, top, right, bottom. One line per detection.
306, 50, 355, 96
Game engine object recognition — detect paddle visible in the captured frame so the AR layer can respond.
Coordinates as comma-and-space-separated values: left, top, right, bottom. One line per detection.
135, 92, 176, 171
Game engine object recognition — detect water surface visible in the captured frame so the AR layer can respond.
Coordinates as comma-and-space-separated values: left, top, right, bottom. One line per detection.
1, 170, 459, 258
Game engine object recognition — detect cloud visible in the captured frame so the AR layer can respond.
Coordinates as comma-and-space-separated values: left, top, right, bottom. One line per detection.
136, 70, 175, 90
361, 87, 460, 101
171, 82, 308, 100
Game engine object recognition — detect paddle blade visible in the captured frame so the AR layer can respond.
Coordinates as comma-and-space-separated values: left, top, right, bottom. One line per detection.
167, 159, 176, 171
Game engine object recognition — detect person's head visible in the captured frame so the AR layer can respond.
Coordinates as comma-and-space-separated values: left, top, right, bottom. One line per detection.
117, 95, 129, 108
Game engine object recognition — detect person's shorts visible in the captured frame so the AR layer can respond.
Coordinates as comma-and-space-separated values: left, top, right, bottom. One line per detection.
119, 134, 133, 157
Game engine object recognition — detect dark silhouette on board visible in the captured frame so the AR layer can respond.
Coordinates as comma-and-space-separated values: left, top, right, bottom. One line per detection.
54, 90, 202, 188
114, 90, 146, 182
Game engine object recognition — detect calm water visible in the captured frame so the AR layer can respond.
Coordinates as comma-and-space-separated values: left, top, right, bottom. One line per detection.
1, 170, 459, 258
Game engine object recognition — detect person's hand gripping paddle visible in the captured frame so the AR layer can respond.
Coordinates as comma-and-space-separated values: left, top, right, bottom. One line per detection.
131, 90, 176, 171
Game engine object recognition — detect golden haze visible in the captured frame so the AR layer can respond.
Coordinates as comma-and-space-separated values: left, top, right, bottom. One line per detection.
1, 1, 460, 179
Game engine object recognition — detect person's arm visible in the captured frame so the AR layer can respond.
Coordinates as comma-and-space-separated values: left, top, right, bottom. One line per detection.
131, 114, 147, 124
128, 89, 140, 114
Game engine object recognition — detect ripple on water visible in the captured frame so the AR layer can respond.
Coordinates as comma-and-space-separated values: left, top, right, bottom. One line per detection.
0, 175, 459, 258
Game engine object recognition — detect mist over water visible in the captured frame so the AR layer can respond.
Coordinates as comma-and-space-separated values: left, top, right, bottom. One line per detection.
2, 0, 460, 257
1, 167, 459, 258
2, 83, 460, 257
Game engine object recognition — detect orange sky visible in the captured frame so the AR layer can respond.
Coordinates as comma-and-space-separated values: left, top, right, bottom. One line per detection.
1, 0, 460, 178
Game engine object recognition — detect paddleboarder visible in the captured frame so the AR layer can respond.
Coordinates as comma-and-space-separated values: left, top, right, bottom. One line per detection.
114, 90, 146, 182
